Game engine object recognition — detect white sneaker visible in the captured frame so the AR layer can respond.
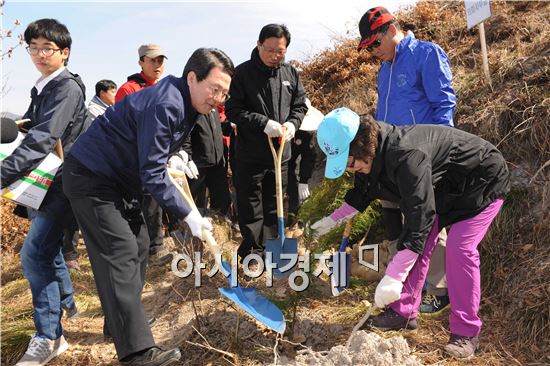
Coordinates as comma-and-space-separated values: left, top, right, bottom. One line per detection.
15, 334, 69, 366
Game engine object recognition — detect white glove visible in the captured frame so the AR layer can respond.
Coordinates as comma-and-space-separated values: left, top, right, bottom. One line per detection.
168, 150, 188, 171
374, 275, 403, 308
282, 122, 296, 141
186, 160, 199, 180
264, 119, 283, 138
298, 183, 310, 201
310, 216, 337, 238
183, 210, 213, 241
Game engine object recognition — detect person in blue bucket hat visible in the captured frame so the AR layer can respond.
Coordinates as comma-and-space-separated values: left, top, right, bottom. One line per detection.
312, 108, 509, 358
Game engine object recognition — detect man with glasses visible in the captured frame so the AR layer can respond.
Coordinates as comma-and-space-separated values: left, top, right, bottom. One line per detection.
63, 48, 234, 366
1, 18, 90, 366
358, 7, 456, 317
115, 44, 172, 267
226, 23, 307, 263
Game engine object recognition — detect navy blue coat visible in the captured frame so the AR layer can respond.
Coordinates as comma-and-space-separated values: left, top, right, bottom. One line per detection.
69, 75, 198, 219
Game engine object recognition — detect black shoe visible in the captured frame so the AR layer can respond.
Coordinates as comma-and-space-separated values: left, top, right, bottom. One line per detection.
420, 294, 450, 313
121, 346, 181, 366
361, 307, 417, 331
148, 248, 173, 266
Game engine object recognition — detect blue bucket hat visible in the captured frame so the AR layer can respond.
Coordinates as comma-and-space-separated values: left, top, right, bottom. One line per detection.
317, 107, 360, 179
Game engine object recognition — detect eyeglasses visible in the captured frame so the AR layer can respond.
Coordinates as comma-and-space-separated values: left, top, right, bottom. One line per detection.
207, 84, 231, 102
26, 46, 61, 57
261, 44, 287, 56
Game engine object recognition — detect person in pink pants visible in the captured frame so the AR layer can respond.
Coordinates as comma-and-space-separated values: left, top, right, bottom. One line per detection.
311, 108, 510, 358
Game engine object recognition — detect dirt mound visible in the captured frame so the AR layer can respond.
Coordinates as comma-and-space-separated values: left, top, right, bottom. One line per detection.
278, 331, 421, 366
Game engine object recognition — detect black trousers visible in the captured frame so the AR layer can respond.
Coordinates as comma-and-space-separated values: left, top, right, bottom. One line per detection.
235, 160, 288, 257
63, 155, 154, 360
142, 194, 164, 254
188, 163, 231, 216
62, 229, 79, 261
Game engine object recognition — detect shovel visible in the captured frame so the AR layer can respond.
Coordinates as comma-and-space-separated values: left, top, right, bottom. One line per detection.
330, 220, 353, 296
167, 168, 286, 334
265, 131, 298, 278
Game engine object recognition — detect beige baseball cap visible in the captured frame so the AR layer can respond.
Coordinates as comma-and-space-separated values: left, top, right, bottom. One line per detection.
138, 44, 167, 59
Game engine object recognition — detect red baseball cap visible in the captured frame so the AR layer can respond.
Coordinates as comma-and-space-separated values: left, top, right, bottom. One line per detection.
357, 7, 395, 51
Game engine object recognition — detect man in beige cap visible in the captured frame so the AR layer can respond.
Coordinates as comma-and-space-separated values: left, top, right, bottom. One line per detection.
115, 43, 167, 101
114, 44, 171, 270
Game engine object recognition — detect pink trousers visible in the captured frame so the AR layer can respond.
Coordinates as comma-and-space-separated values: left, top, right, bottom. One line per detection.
390, 198, 504, 336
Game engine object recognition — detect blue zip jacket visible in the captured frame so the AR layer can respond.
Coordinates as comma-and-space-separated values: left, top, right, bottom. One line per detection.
375, 32, 456, 127
69, 75, 198, 219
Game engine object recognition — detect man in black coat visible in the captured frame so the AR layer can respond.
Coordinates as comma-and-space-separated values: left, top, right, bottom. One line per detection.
181, 109, 231, 215
225, 23, 307, 260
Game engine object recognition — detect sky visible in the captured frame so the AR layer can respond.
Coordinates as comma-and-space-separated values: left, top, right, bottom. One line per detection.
1, 0, 416, 114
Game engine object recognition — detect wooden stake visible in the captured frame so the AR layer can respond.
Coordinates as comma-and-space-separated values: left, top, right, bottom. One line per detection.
479, 21, 491, 87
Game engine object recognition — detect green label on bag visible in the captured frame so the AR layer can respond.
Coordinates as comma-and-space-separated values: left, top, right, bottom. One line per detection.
19, 169, 54, 191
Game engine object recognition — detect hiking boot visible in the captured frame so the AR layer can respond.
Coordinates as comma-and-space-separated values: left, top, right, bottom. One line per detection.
121, 346, 181, 366
420, 294, 450, 313
65, 305, 79, 320
361, 307, 417, 331
15, 334, 69, 366
148, 248, 173, 266
444, 334, 480, 358
65, 259, 80, 272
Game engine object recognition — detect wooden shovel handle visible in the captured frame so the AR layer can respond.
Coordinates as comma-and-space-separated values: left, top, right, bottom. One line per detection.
267, 128, 286, 218
343, 219, 353, 238
167, 168, 223, 262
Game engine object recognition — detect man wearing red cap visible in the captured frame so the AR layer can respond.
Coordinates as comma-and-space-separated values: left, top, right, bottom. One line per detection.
355, 6, 467, 359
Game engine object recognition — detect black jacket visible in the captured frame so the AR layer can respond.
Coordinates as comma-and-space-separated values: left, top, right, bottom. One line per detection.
225, 48, 307, 165
182, 110, 224, 168
345, 122, 510, 254
1, 69, 91, 226
290, 129, 317, 183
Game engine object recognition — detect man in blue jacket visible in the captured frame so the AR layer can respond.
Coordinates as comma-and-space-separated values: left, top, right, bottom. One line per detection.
358, 7, 456, 314
63, 48, 234, 366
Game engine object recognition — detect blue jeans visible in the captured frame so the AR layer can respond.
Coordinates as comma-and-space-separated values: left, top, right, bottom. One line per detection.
20, 215, 76, 340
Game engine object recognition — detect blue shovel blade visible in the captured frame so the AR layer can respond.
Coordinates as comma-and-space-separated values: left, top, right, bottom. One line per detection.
330, 252, 351, 296
266, 237, 298, 279
330, 235, 351, 296
265, 217, 298, 279
219, 261, 286, 334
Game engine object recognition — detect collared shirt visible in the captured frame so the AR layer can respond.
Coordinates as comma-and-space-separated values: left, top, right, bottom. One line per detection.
35, 66, 66, 95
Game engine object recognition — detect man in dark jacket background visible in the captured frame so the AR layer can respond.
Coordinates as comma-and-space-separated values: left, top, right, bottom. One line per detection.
287, 99, 322, 226
0, 18, 89, 365
225, 23, 307, 260
181, 109, 231, 215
